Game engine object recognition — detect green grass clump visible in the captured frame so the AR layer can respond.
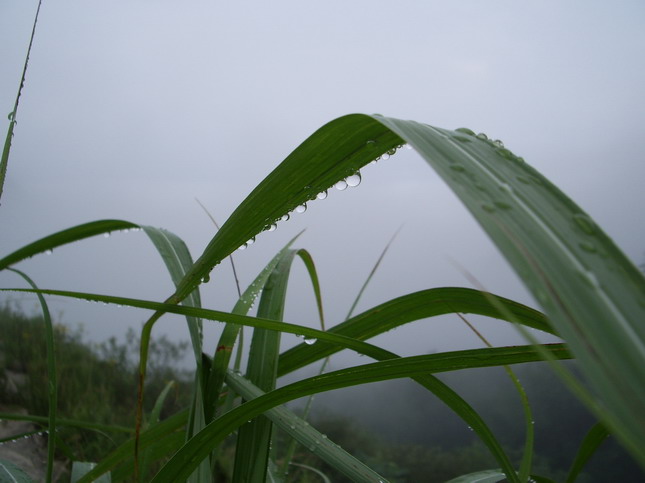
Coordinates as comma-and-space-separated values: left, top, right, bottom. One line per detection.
1, 4, 644, 483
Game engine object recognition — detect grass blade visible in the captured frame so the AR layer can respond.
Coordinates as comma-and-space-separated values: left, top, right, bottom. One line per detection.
204, 233, 303, 420
0, 220, 139, 270
278, 287, 552, 376
0, 0, 42, 203
232, 250, 298, 482
371, 115, 645, 462
151, 344, 570, 482
564, 422, 610, 483
0, 458, 36, 483
226, 371, 388, 483
6, 268, 57, 482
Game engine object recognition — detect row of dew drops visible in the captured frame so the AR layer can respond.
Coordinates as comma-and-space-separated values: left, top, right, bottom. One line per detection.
237, 142, 412, 252
42, 228, 144, 256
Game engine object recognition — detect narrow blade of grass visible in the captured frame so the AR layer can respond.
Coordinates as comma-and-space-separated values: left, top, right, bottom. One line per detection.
0, 458, 37, 482
7, 268, 57, 482
0, 220, 139, 270
232, 250, 297, 482
0, 0, 42, 203
372, 115, 645, 462
151, 344, 570, 482
226, 371, 388, 483
278, 287, 553, 376
75, 409, 188, 483
204, 232, 303, 420
564, 422, 610, 483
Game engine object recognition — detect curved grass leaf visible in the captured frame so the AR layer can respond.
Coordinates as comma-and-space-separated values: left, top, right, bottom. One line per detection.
160, 113, 643, 464
152, 345, 570, 482
6, 269, 57, 482
204, 233, 303, 419
0, 0, 42, 204
226, 371, 387, 483
233, 247, 325, 482
0, 412, 132, 434
564, 422, 609, 483
370, 115, 645, 463
75, 410, 188, 483
0, 220, 139, 270
0, 458, 36, 483
278, 287, 552, 376
233, 250, 299, 482
445, 469, 505, 483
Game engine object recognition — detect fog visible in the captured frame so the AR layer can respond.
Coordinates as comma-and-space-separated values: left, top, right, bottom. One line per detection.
1, 1, 644, 366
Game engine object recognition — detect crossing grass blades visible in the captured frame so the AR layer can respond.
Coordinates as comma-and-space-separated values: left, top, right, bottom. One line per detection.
1, 4, 644, 483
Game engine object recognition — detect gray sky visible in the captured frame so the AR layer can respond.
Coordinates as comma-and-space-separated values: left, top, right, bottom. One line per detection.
1, 1, 644, 367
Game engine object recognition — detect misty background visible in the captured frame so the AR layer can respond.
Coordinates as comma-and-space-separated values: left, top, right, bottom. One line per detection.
1, 1, 644, 477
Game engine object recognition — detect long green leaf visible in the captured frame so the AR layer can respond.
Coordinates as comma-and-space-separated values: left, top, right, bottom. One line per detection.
204, 233, 303, 419
278, 287, 552, 376
226, 371, 388, 483
167, 113, 642, 464
151, 345, 570, 482
564, 422, 609, 483
0, 220, 139, 270
370, 115, 645, 463
75, 409, 188, 483
232, 250, 296, 482
0, 0, 42, 203
7, 269, 57, 482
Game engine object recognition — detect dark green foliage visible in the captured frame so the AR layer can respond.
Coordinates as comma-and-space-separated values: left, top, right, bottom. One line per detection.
0, 303, 192, 462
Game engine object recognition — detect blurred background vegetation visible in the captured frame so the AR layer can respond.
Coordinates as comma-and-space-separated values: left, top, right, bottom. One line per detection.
1, 303, 642, 482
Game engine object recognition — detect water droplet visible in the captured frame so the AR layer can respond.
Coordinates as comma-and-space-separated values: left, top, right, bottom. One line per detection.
405, 144, 413, 150
481, 203, 496, 213
304, 337, 317, 345
45, 249, 53, 255
295, 203, 307, 214
7, 111, 15, 121
449, 164, 465, 172
103, 232, 111, 238
381, 153, 390, 160
499, 183, 514, 194
316, 190, 328, 200
476, 133, 488, 140
573, 214, 596, 235
201, 274, 210, 284
497, 147, 514, 160
238, 243, 248, 251
579, 241, 596, 253
346, 172, 362, 187
493, 139, 504, 148
453, 135, 472, 143
246, 236, 256, 246
366, 140, 377, 148
335, 179, 348, 191
455, 127, 475, 136
386, 147, 397, 156
281, 213, 290, 222
267, 223, 277, 232
494, 200, 512, 210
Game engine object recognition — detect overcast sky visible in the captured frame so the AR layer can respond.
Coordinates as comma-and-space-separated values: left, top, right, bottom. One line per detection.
1, 1, 644, 368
